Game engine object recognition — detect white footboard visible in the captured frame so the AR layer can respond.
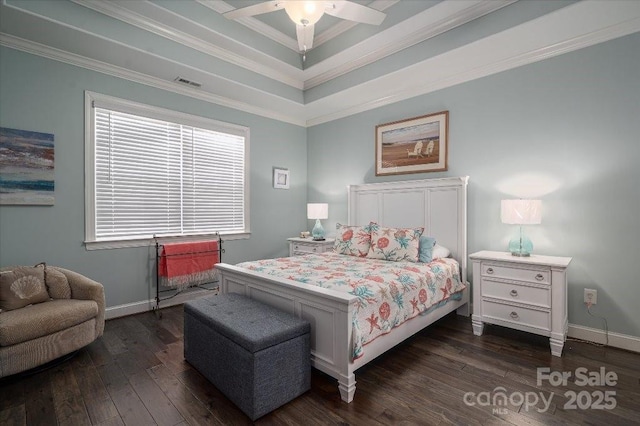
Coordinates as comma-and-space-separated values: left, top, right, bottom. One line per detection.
216, 263, 358, 402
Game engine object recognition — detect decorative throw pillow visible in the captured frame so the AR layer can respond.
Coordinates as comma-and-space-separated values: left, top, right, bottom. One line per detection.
432, 244, 451, 259
44, 266, 72, 299
418, 236, 437, 263
0, 266, 50, 311
367, 226, 424, 262
333, 223, 374, 257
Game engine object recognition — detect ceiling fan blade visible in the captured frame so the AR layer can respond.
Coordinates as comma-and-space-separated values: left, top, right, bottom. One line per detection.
222, 1, 285, 20
296, 24, 315, 52
324, 1, 386, 25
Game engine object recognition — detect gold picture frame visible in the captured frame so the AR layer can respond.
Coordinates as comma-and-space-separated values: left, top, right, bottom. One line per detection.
375, 111, 449, 176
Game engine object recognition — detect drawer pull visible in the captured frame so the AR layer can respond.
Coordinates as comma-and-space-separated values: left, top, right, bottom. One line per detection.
486, 268, 494, 274
535, 274, 544, 281
294, 245, 299, 250
510, 311, 519, 320
313, 247, 317, 252
510, 290, 518, 297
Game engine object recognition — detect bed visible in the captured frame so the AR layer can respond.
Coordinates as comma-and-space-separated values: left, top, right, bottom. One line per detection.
215, 176, 470, 402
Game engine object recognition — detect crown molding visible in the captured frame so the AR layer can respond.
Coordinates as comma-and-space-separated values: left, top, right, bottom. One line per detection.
302, 0, 517, 89
69, 0, 305, 89
200, 0, 513, 90
304, 0, 640, 126
2, 1, 638, 129
5, 0, 515, 97
0, 33, 306, 127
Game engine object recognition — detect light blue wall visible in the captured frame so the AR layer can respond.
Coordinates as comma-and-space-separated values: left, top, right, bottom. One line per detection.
0, 47, 307, 307
308, 33, 640, 338
2, 31, 638, 338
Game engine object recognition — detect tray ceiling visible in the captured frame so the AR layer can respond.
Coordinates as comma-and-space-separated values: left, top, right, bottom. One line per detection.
1, 0, 639, 126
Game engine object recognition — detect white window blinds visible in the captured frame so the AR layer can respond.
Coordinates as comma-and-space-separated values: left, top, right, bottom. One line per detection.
91, 100, 247, 242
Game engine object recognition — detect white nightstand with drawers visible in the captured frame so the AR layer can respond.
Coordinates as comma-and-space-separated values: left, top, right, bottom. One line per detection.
287, 237, 334, 257
470, 251, 572, 356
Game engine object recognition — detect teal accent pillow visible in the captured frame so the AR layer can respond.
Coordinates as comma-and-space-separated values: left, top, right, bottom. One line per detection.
418, 236, 437, 263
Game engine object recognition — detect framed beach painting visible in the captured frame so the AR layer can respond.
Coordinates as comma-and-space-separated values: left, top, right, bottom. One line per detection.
375, 111, 448, 176
0, 127, 55, 205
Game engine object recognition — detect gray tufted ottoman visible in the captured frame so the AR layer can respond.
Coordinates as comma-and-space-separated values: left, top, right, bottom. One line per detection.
184, 293, 310, 420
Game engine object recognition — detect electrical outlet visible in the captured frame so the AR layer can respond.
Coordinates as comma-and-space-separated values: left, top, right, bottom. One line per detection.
584, 289, 597, 305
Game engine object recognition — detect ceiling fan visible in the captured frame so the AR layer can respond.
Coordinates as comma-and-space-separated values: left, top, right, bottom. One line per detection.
223, 1, 386, 56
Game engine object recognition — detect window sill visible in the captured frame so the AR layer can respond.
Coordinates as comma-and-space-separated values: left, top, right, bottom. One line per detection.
85, 232, 250, 251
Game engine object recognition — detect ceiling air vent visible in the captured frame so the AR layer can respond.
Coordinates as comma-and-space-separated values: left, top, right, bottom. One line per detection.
174, 77, 202, 88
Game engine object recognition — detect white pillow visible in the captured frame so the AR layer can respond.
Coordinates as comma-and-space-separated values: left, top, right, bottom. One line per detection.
432, 244, 451, 259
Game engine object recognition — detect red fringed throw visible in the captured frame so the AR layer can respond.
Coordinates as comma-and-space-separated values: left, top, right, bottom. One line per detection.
158, 241, 219, 290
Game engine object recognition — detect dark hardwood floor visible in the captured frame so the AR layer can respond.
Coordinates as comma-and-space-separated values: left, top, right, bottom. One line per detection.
2, 305, 639, 425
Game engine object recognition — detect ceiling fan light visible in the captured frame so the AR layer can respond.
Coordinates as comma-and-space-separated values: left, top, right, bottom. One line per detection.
284, 1, 324, 26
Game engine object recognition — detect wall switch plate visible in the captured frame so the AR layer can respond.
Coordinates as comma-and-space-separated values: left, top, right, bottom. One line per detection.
584, 288, 597, 305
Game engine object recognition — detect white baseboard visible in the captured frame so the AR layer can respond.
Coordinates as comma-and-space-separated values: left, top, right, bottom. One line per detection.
105, 296, 639, 354
105, 299, 153, 320
568, 323, 640, 354
105, 287, 218, 320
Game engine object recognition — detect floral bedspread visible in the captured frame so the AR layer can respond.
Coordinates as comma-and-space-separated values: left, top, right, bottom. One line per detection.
236, 252, 466, 360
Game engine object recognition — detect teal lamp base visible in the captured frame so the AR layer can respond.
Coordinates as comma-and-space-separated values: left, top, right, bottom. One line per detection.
312, 219, 325, 241
509, 227, 533, 256
311, 219, 324, 241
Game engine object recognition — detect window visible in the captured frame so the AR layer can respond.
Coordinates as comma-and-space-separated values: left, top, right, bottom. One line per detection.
85, 92, 249, 249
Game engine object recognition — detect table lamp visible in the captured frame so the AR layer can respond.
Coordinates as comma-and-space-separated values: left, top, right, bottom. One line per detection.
307, 203, 328, 241
501, 199, 542, 256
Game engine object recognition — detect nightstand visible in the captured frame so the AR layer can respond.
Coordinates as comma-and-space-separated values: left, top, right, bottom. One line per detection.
287, 237, 334, 256
470, 251, 572, 356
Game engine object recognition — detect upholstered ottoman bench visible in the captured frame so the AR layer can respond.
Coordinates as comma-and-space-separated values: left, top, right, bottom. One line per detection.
184, 293, 310, 420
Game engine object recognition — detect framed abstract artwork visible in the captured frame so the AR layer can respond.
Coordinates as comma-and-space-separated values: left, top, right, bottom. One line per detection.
0, 127, 55, 205
375, 111, 448, 176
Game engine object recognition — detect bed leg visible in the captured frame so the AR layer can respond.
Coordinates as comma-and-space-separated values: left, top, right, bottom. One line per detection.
338, 373, 356, 403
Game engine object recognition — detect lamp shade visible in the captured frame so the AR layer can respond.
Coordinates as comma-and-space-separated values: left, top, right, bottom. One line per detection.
284, 1, 324, 26
307, 203, 328, 220
501, 200, 542, 225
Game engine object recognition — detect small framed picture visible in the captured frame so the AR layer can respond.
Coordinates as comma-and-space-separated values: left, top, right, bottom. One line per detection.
273, 167, 290, 189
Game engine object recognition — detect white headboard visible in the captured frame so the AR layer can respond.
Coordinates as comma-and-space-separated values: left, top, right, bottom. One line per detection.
348, 176, 469, 280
